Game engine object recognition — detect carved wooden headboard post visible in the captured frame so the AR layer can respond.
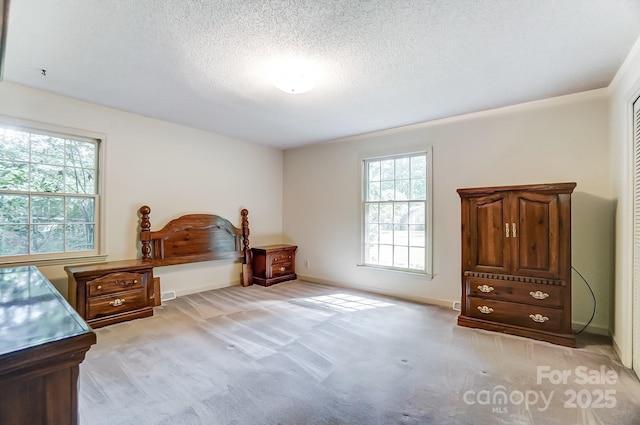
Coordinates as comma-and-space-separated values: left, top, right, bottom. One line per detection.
241, 208, 252, 287
140, 205, 152, 260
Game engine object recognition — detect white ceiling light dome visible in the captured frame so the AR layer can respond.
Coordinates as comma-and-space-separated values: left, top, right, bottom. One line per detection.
268, 57, 318, 95
275, 72, 315, 94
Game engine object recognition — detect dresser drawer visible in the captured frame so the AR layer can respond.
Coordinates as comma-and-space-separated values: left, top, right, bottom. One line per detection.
87, 290, 148, 320
466, 277, 563, 308
467, 297, 563, 332
87, 272, 145, 297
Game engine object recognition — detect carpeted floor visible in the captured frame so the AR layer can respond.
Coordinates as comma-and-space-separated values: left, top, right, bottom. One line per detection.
78, 280, 640, 425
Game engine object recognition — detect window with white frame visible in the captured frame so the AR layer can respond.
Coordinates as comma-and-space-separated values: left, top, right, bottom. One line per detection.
362, 150, 432, 274
0, 123, 101, 262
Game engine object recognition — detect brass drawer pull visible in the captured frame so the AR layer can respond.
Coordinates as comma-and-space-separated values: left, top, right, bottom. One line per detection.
530, 290, 549, 300
505, 223, 510, 238
97, 285, 102, 290
529, 314, 549, 323
478, 284, 494, 293
477, 305, 494, 314
279, 267, 286, 272
109, 298, 126, 307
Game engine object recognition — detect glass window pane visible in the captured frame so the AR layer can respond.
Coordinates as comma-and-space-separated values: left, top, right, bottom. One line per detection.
381, 181, 394, 200
365, 204, 379, 223
394, 203, 408, 224
31, 134, 65, 165
395, 179, 410, 200
409, 247, 425, 270
368, 161, 380, 182
31, 196, 64, 223
409, 202, 425, 224
66, 140, 96, 169
0, 129, 30, 161
30, 164, 64, 192
0, 224, 28, 255
0, 162, 29, 191
411, 155, 426, 178
65, 167, 96, 194
364, 244, 378, 265
379, 245, 393, 266
365, 224, 378, 243
380, 224, 393, 244
379, 204, 393, 224
409, 225, 426, 247
381, 159, 394, 180
0, 194, 29, 223
395, 157, 410, 179
411, 178, 426, 200
31, 224, 64, 253
394, 245, 409, 268
394, 224, 408, 246
66, 224, 95, 251
66, 197, 95, 223
368, 181, 380, 201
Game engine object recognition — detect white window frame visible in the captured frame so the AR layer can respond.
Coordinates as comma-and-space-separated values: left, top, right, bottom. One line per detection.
0, 116, 107, 267
359, 145, 433, 277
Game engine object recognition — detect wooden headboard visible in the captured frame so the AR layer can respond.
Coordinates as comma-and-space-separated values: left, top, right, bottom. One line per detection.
138, 206, 252, 286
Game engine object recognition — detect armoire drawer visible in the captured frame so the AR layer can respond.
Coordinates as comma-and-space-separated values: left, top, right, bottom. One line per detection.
466, 277, 564, 308
467, 297, 563, 332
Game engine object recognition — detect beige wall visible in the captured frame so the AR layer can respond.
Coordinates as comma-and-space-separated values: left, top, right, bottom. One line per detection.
609, 36, 640, 367
284, 90, 612, 335
0, 82, 284, 297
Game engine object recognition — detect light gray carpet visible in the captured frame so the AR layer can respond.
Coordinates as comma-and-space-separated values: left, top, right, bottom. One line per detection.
78, 280, 640, 425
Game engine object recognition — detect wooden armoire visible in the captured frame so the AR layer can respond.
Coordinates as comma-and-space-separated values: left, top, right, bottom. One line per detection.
457, 182, 576, 347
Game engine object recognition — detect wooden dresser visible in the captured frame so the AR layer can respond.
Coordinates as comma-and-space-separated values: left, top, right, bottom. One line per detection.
457, 183, 576, 347
251, 244, 298, 286
0, 266, 96, 425
65, 259, 158, 328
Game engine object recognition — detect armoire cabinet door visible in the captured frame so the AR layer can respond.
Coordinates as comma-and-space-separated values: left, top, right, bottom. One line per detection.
510, 191, 560, 279
465, 193, 511, 275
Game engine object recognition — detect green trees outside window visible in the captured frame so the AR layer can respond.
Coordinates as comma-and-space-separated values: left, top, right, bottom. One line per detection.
0, 127, 98, 257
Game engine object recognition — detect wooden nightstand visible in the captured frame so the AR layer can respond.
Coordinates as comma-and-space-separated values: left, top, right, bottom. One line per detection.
65, 259, 159, 328
251, 244, 297, 286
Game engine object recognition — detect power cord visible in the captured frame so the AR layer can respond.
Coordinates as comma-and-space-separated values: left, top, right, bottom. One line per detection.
572, 265, 596, 335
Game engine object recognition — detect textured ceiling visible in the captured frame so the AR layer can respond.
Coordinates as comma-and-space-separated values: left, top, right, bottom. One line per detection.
3, 1, 640, 149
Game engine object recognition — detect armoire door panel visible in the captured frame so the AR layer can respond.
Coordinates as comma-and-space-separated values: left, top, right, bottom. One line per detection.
511, 192, 560, 278
468, 194, 511, 274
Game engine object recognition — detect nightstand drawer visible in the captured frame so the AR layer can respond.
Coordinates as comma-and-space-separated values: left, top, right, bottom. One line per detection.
271, 251, 294, 264
466, 277, 564, 308
271, 262, 293, 276
468, 297, 563, 332
87, 290, 148, 320
87, 272, 145, 297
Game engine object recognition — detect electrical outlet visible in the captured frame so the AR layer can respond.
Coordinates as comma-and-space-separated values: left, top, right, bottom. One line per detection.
304, 260, 310, 268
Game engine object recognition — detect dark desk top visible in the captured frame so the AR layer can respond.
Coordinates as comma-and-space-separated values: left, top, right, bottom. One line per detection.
0, 266, 93, 356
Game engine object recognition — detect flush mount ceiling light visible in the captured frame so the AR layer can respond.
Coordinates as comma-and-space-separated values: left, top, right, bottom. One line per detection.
274, 72, 315, 94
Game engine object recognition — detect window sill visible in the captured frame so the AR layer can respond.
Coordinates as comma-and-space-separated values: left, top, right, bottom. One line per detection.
0, 255, 109, 268
357, 264, 434, 280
